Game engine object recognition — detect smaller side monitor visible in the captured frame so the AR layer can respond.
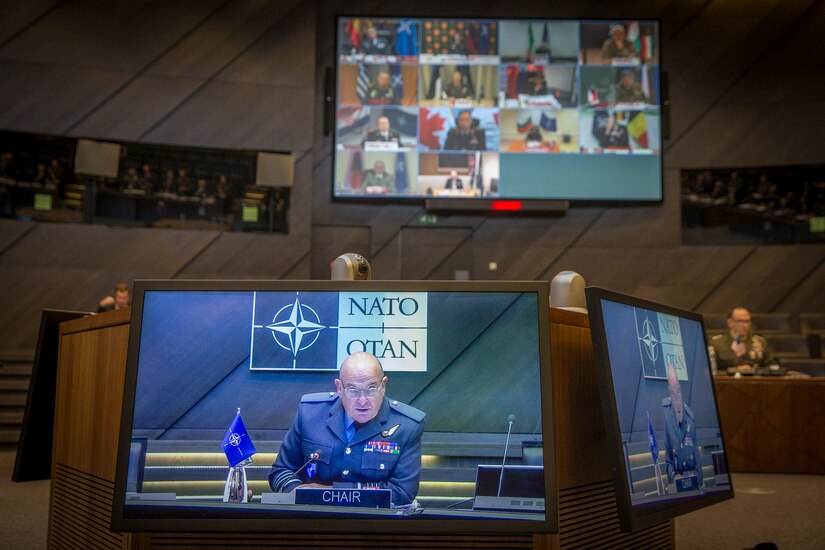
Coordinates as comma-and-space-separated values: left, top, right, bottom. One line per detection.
585, 287, 734, 532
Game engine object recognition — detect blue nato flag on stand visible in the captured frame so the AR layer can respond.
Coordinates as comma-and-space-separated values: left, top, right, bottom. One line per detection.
222, 410, 257, 467
395, 19, 418, 56
647, 411, 659, 464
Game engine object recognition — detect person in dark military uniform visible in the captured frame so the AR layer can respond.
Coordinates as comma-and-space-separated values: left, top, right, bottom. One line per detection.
709, 307, 773, 375
362, 160, 394, 192
268, 352, 425, 506
362, 116, 401, 144
361, 26, 391, 56
602, 24, 638, 62
364, 72, 399, 105
444, 110, 486, 151
662, 365, 703, 490
613, 70, 648, 104
442, 71, 473, 100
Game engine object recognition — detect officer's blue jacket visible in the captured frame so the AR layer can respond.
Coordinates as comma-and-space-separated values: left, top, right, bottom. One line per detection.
268, 392, 426, 505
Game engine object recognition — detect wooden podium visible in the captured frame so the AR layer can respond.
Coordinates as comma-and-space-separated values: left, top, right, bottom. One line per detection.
47, 307, 674, 549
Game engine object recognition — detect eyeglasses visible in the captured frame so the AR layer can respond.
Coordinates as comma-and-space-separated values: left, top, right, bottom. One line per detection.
732, 318, 752, 324
342, 383, 383, 399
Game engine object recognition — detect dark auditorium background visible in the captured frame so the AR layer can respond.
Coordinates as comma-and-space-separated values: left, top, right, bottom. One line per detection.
0, 1, 823, 362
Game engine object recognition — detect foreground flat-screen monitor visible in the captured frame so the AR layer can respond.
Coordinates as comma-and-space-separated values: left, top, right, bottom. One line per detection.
112, 280, 556, 533
585, 288, 734, 531
334, 17, 662, 202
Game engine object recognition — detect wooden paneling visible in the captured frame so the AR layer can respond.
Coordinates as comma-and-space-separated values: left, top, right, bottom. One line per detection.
49, 308, 131, 549
699, 245, 825, 312
714, 377, 825, 474
142, 81, 314, 151
68, 75, 207, 141
0, 0, 59, 45
53, 309, 130, 480
0, 218, 34, 253
0, 0, 224, 72
0, 60, 131, 133
146, 1, 302, 79
542, 307, 674, 549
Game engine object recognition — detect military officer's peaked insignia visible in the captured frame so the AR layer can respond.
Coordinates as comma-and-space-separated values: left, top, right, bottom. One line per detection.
639, 317, 659, 361
381, 424, 400, 438
266, 296, 326, 357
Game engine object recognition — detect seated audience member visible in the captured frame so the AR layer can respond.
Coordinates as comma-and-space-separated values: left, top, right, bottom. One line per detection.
444, 110, 486, 151
362, 115, 401, 144
443, 71, 473, 100
158, 169, 177, 194
0, 151, 16, 179
364, 72, 399, 105
363, 160, 393, 191
98, 283, 131, 313
602, 24, 638, 62
613, 70, 648, 104
709, 307, 773, 375
123, 167, 141, 190
176, 169, 192, 196
139, 164, 155, 189
193, 178, 211, 200
444, 170, 463, 190
47, 158, 64, 186
361, 25, 391, 55
216, 174, 232, 214
32, 163, 49, 185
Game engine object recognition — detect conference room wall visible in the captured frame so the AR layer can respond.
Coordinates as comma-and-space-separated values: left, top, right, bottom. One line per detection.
0, 1, 823, 350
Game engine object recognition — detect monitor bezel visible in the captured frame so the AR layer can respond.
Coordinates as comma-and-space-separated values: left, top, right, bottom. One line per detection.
331, 14, 665, 205
584, 286, 735, 532
112, 279, 557, 534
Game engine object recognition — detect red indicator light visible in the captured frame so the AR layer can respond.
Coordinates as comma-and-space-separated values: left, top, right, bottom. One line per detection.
491, 200, 523, 211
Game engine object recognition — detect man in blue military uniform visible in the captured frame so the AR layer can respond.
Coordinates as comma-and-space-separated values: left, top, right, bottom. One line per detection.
268, 352, 426, 506
662, 365, 703, 490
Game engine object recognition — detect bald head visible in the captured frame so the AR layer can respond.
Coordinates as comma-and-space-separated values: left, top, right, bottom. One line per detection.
341, 351, 383, 379
667, 365, 684, 423
336, 352, 387, 424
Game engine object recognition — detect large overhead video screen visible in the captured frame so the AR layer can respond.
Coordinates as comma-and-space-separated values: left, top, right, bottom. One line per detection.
334, 17, 662, 202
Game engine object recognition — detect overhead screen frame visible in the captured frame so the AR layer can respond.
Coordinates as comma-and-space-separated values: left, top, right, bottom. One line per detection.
331, 15, 664, 207
112, 279, 557, 534
584, 287, 734, 532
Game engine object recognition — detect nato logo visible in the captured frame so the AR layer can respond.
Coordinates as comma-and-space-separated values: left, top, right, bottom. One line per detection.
636, 308, 688, 381
249, 291, 339, 371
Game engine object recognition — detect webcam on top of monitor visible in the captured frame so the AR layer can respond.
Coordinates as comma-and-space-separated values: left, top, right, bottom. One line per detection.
331, 252, 372, 281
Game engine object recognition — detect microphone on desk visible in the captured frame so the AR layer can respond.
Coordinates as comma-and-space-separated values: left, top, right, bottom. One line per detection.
295, 451, 321, 479
497, 414, 516, 497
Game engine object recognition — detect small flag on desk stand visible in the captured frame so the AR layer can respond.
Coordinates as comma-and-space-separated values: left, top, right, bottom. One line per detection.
648, 411, 663, 495
222, 408, 257, 503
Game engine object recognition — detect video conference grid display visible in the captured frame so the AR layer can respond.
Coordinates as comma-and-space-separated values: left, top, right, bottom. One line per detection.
121, 288, 547, 525
334, 17, 662, 201
597, 298, 731, 510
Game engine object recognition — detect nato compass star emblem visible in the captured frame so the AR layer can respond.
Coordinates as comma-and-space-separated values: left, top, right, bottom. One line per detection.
639, 317, 659, 361
266, 296, 326, 359
227, 432, 242, 447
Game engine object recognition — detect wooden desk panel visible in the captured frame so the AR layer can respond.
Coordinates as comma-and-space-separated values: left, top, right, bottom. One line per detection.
49, 308, 131, 549
714, 377, 825, 474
